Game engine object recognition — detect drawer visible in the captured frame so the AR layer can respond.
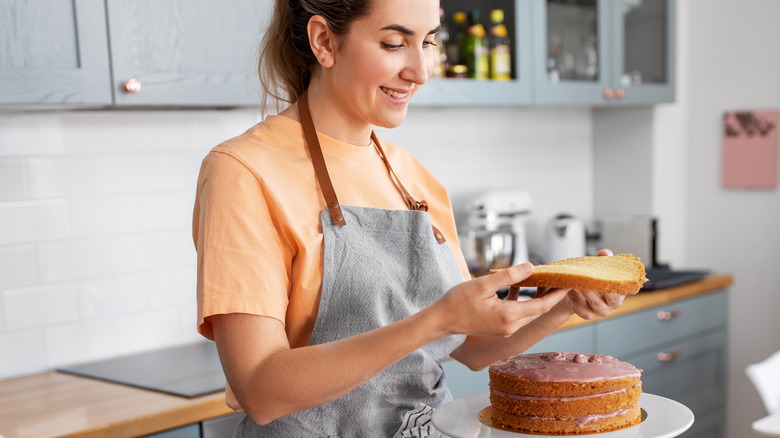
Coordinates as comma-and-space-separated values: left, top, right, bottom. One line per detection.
623, 329, 727, 416
596, 289, 728, 357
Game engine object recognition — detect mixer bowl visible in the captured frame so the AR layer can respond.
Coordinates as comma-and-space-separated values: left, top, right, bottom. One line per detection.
459, 228, 515, 277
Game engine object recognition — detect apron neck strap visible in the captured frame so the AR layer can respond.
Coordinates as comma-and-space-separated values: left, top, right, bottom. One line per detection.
299, 90, 346, 226
298, 91, 446, 243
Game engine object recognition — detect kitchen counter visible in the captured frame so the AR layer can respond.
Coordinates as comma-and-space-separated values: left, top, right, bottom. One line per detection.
0, 274, 732, 438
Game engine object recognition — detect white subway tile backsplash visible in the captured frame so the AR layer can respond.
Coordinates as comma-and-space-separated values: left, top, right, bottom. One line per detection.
96, 154, 172, 194
0, 158, 28, 201
0, 244, 37, 290
0, 330, 47, 379
110, 232, 177, 274
78, 274, 148, 318
45, 319, 117, 368
147, 268, 196, 308
0, 200, 69, 245
37, 238, 111, 283
174, 229, 197, 267
68, 195, 142, 237
114, 308, 182, 355
139, 192, 194, 231
0, 113, 64, 157
3, 283, 79, 331
27, 156, 103, 198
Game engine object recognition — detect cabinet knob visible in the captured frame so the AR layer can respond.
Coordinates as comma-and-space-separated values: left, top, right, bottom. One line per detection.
616, 88, 626, 99
657, 309, 681, 321
603, 88, 614, 99
123, 78, 142, 94
657, 349, 682, 362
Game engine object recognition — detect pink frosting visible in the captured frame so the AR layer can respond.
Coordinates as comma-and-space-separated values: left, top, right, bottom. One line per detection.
493, 383, 641, 402
490, 352, 641, 382
514, 405, 636, 427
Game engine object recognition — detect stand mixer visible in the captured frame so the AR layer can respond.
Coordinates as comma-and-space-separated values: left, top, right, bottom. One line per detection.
459, 189, 532, 277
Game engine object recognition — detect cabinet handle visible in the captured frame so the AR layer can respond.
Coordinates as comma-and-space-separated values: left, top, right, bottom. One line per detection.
123, 78, 142, 94
657, 349, 682, 362
657, 309, 681, 321
615, 88, 626, 99
603, 88, 614, 99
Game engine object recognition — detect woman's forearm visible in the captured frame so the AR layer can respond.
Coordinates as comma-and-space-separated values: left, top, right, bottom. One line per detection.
213, 306, 450, 425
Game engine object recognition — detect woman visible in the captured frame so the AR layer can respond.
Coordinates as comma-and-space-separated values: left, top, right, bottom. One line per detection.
193, 0, 630, 436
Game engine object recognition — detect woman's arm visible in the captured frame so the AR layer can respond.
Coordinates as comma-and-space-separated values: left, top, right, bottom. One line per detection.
211, 263, 567, 425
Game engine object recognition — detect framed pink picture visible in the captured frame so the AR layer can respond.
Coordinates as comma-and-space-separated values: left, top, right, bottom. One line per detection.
722, 109, 779, 189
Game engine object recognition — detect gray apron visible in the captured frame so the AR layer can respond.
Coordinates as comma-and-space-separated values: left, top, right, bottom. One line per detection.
234, 92, 465, 437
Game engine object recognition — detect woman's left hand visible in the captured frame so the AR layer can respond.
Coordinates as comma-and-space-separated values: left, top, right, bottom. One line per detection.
536, 249, 638, 320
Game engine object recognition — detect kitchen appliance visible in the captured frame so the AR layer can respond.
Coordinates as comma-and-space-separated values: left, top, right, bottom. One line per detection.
544, 214, 586, 262
459, 189, 532, 277
58, 341, 225, 398
598, 215, 657, 267
597, 215, 709, 290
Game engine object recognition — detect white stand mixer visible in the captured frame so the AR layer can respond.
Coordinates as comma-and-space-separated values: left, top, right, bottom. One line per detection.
459, 189, 532, 277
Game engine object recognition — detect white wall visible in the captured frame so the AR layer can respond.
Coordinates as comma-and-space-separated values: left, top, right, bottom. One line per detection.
676, 1, 780, 436
0, 106, 593, 379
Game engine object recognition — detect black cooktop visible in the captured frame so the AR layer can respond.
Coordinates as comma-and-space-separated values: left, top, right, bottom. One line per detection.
58, 341, 226, 398
641, 266, 710, 291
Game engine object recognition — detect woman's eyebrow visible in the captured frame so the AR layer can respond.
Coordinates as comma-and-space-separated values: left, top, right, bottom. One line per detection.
381, 24, 442, 35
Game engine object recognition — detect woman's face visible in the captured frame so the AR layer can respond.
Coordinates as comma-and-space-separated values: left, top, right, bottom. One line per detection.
322, 0, 440, 131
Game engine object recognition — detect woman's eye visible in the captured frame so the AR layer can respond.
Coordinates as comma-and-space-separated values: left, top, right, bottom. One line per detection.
382, 42, 404, 51
423, 40, 437, 48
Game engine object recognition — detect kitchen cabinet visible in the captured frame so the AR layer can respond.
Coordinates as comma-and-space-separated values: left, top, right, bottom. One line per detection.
106, 0, 266, 107
0, 0, 267, 107
443, 287, 727, 438
0, 0, 112, 105
411, 0, 534, 106
532, 0, 675, 105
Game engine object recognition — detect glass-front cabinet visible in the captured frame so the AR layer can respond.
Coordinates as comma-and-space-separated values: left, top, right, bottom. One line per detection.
412, 0, 533, 106
533, 0, 675, 105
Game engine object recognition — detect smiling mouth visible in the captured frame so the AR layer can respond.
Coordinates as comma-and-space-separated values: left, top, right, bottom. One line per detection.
381, 86, 412, 99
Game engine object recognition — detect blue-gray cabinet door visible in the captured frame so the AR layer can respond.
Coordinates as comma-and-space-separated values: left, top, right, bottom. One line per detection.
612, 0, 675, 104
0, 0, 112, 105
105, 0, 268, 107
532, 0, 675, 105
532, 0, 612, 105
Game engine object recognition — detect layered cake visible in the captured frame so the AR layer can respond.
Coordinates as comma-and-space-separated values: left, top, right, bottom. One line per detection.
488, 352, 642, 435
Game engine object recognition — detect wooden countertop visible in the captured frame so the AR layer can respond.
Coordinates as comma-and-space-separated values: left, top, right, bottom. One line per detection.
0, 274, 733, 438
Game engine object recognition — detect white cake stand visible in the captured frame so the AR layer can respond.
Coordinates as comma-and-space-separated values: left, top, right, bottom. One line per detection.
432, 392, 694, 438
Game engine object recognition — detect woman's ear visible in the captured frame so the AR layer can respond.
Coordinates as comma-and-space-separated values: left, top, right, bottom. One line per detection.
307, 15, 335, 68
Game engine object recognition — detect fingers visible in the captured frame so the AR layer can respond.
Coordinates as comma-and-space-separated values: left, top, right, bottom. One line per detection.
597, 248, 614, 257
483, 263, 533, 289
568, 289, 624, 319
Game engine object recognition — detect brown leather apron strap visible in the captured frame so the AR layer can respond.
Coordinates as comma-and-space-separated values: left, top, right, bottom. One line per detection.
298, 91, 445, 243
299, 91, 346, 226
371, 132, 446, 244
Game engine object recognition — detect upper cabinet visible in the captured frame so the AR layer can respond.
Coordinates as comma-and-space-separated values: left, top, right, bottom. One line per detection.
106, 0, 267, 107
0, 0, 267, 108
0, 0, 112, 105
533, 0, 675, 105
1, 0, 674, 108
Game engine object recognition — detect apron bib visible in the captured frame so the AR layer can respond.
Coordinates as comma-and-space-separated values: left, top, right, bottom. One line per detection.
234, 92, 465, 437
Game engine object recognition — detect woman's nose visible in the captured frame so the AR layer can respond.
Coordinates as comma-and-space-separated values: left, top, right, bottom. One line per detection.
402, 47, 432, 85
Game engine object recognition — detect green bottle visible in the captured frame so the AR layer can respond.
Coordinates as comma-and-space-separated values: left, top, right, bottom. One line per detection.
462, 10, 489, 80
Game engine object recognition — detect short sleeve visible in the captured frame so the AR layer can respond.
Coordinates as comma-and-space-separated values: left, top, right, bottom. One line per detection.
193, 150, 293, 340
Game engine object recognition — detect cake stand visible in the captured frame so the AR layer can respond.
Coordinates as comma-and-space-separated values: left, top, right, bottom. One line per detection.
431, 392, 694, 438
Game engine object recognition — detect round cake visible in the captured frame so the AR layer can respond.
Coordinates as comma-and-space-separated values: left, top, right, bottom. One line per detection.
488, 352, 642, 435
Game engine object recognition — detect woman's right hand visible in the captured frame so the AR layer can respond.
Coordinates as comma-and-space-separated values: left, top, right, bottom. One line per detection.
429, 263, 570, 338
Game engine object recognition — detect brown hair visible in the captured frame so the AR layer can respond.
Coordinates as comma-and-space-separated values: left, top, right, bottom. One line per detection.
258, 0, 373, 112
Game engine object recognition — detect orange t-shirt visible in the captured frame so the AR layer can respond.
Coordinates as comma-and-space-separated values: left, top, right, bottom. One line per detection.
193, 115, 470, 346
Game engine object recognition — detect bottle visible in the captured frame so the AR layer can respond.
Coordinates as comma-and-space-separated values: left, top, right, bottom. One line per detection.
448, 11, 468, 67
461, 10, 489, 80
489, 9, 512, 81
